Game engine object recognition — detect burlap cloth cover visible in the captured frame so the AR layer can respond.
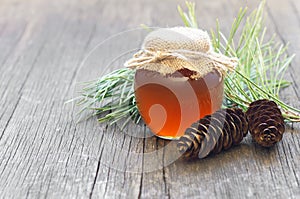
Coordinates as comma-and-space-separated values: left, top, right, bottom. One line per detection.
125, 27, 238, 79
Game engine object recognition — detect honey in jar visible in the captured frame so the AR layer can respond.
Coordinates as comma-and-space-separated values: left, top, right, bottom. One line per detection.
134, 68, 224, 139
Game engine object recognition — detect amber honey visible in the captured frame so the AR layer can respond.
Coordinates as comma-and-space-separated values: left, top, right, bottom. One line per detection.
134, 69, 224, 139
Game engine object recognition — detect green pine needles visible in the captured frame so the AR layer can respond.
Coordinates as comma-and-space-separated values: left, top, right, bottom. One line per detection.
74, 68, 141, 125
73, 1, 300, 126
210, 1, 300, 121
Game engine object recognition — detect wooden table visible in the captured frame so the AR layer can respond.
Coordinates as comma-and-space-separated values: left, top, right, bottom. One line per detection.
1, 0, 300, 198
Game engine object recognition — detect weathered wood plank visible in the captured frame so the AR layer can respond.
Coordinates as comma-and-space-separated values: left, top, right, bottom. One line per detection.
0, 0, 300, 198
0, 1, 102, 198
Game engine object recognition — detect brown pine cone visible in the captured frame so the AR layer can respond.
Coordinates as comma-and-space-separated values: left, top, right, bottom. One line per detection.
177, 108, 248, 159
246, 99, 285, 147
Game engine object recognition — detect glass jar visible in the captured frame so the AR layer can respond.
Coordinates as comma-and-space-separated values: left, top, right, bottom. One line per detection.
134, 68, 224, 140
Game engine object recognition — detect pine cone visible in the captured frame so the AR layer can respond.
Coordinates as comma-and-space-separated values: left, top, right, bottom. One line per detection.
177, 108, 248, 159
246, 99, 285, 147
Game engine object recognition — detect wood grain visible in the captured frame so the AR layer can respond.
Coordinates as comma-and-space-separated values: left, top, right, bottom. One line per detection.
0, 0, 300, 198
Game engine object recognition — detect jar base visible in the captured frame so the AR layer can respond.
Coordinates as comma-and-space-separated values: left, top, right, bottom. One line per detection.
155, 135, 181, 140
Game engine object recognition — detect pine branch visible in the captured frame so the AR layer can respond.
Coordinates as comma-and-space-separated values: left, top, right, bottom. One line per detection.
72, 1, 300, 128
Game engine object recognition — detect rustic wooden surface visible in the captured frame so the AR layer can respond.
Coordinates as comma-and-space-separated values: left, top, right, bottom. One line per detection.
1, 0, 300, 198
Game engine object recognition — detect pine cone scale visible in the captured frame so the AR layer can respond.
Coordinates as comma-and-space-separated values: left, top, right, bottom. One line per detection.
229, 112, 244, 144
